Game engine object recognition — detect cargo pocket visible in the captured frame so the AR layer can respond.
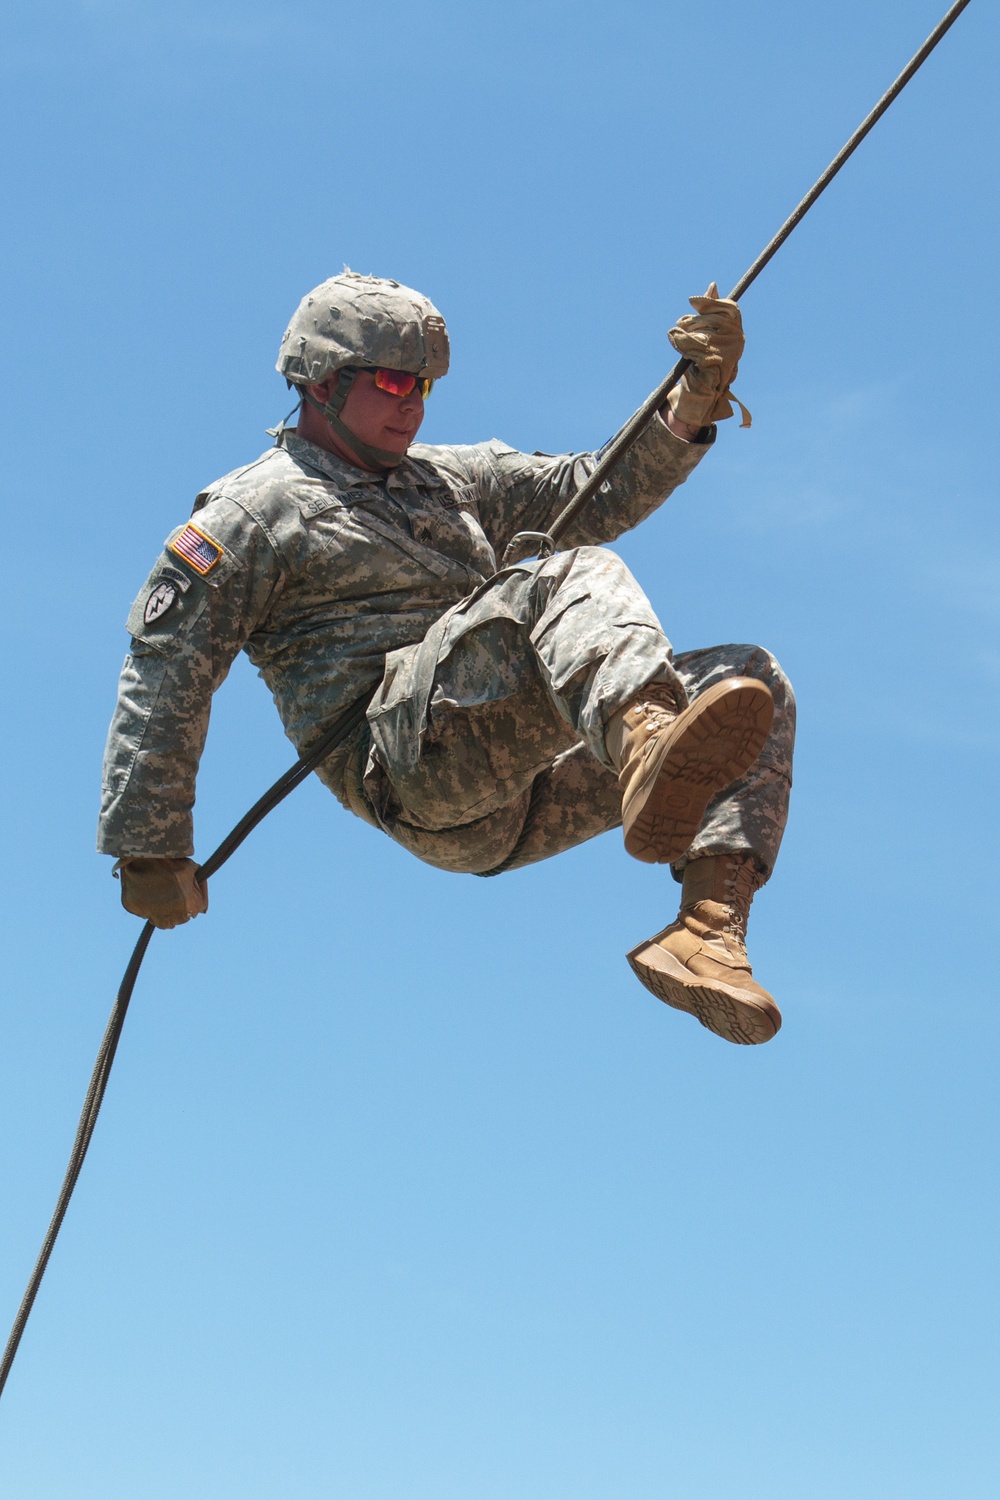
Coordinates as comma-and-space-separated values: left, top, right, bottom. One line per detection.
371, 637, 574, 832
126, 538, 239, 652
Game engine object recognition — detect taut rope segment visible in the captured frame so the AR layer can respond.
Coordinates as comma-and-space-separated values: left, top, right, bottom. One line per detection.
524, 0, 974, 558
0, 0, 974, 1408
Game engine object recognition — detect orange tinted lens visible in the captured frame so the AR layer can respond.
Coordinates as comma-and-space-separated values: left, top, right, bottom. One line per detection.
374, 368, 418, 396
419, 377, 433, 398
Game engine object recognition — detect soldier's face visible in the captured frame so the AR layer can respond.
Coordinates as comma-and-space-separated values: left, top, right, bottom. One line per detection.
338, 369, 425, 460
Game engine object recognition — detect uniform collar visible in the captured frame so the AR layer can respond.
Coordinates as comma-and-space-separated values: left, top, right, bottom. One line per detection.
277, 429, 374, 489
278, 429, 444, 497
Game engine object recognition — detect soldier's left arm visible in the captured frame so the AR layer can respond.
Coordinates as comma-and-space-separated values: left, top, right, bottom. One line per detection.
470, 411, 715, 561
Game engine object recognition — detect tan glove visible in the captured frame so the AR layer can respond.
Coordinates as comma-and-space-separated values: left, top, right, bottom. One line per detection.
666, 282, 751, 428
114, 856, 208, 929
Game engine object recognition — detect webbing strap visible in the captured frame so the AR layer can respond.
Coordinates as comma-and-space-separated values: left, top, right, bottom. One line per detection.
300, 378, 408, 471
0, 0, 975, 1408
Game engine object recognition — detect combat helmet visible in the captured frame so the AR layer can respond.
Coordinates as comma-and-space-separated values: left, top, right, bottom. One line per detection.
276, 270, 450, 468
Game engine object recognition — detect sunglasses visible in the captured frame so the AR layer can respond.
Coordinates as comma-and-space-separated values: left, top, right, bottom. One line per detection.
372, 367, 434, 399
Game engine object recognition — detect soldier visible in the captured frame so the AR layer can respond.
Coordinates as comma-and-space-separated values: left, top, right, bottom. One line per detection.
100, 271, 795, 1046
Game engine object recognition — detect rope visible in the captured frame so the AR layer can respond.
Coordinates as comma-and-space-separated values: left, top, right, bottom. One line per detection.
529, 0, 974, 557
473, 773, 550, 878
0, 0, 974, 1406
0, 696, 369, 1401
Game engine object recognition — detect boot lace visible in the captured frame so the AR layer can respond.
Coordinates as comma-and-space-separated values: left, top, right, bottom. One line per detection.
719, 857, 764, 944
634, 679, 685, 729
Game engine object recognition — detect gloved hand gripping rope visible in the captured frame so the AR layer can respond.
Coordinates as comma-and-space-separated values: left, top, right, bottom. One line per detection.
0, 0, 974, 1405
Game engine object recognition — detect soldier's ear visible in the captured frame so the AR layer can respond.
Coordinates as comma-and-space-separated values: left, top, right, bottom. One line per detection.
305, 377, 335, 404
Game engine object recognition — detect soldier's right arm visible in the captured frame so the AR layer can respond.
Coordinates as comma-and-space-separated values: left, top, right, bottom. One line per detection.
98, 498, 283, 860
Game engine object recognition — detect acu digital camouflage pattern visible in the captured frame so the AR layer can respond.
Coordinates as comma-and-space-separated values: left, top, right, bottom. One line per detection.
99, 412, 794, 882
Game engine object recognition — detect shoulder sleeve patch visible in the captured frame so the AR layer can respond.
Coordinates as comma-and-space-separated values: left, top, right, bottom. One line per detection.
169, 522, 224, 575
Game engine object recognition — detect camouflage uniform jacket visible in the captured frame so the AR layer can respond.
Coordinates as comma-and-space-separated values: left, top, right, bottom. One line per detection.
98, 417, 711, 857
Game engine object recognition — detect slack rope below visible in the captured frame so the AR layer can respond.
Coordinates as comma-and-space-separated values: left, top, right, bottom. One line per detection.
0, 696, 369, 1401
0, 0, 974, 1407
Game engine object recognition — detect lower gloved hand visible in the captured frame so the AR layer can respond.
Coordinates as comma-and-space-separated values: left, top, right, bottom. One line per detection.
666, 282, 751, 429
114, 856, 208, 929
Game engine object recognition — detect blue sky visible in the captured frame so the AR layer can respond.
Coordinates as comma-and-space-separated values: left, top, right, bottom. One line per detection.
1, 2, 998, 1495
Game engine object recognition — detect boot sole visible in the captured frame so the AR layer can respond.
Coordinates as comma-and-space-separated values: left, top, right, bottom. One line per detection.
623, 678, 774, 864
626, 940, 781, 1046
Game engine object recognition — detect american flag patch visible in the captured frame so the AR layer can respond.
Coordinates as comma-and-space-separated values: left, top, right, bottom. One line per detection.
169, 523, 223, 575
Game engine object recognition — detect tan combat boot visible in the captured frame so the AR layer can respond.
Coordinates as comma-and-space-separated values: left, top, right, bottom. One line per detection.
606, 678, 774, 865
626, 855, 780, 1045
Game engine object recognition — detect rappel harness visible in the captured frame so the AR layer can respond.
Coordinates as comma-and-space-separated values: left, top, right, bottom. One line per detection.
0, 0, 974, 1407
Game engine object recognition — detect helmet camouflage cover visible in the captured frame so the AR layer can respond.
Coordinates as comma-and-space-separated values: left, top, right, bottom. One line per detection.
276, 269, 450, 385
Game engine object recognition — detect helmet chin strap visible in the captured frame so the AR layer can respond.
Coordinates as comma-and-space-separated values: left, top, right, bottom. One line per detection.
299, 369, 408, 470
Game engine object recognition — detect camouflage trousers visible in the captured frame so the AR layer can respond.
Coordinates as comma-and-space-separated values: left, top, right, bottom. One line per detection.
350, 546, 795, 879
